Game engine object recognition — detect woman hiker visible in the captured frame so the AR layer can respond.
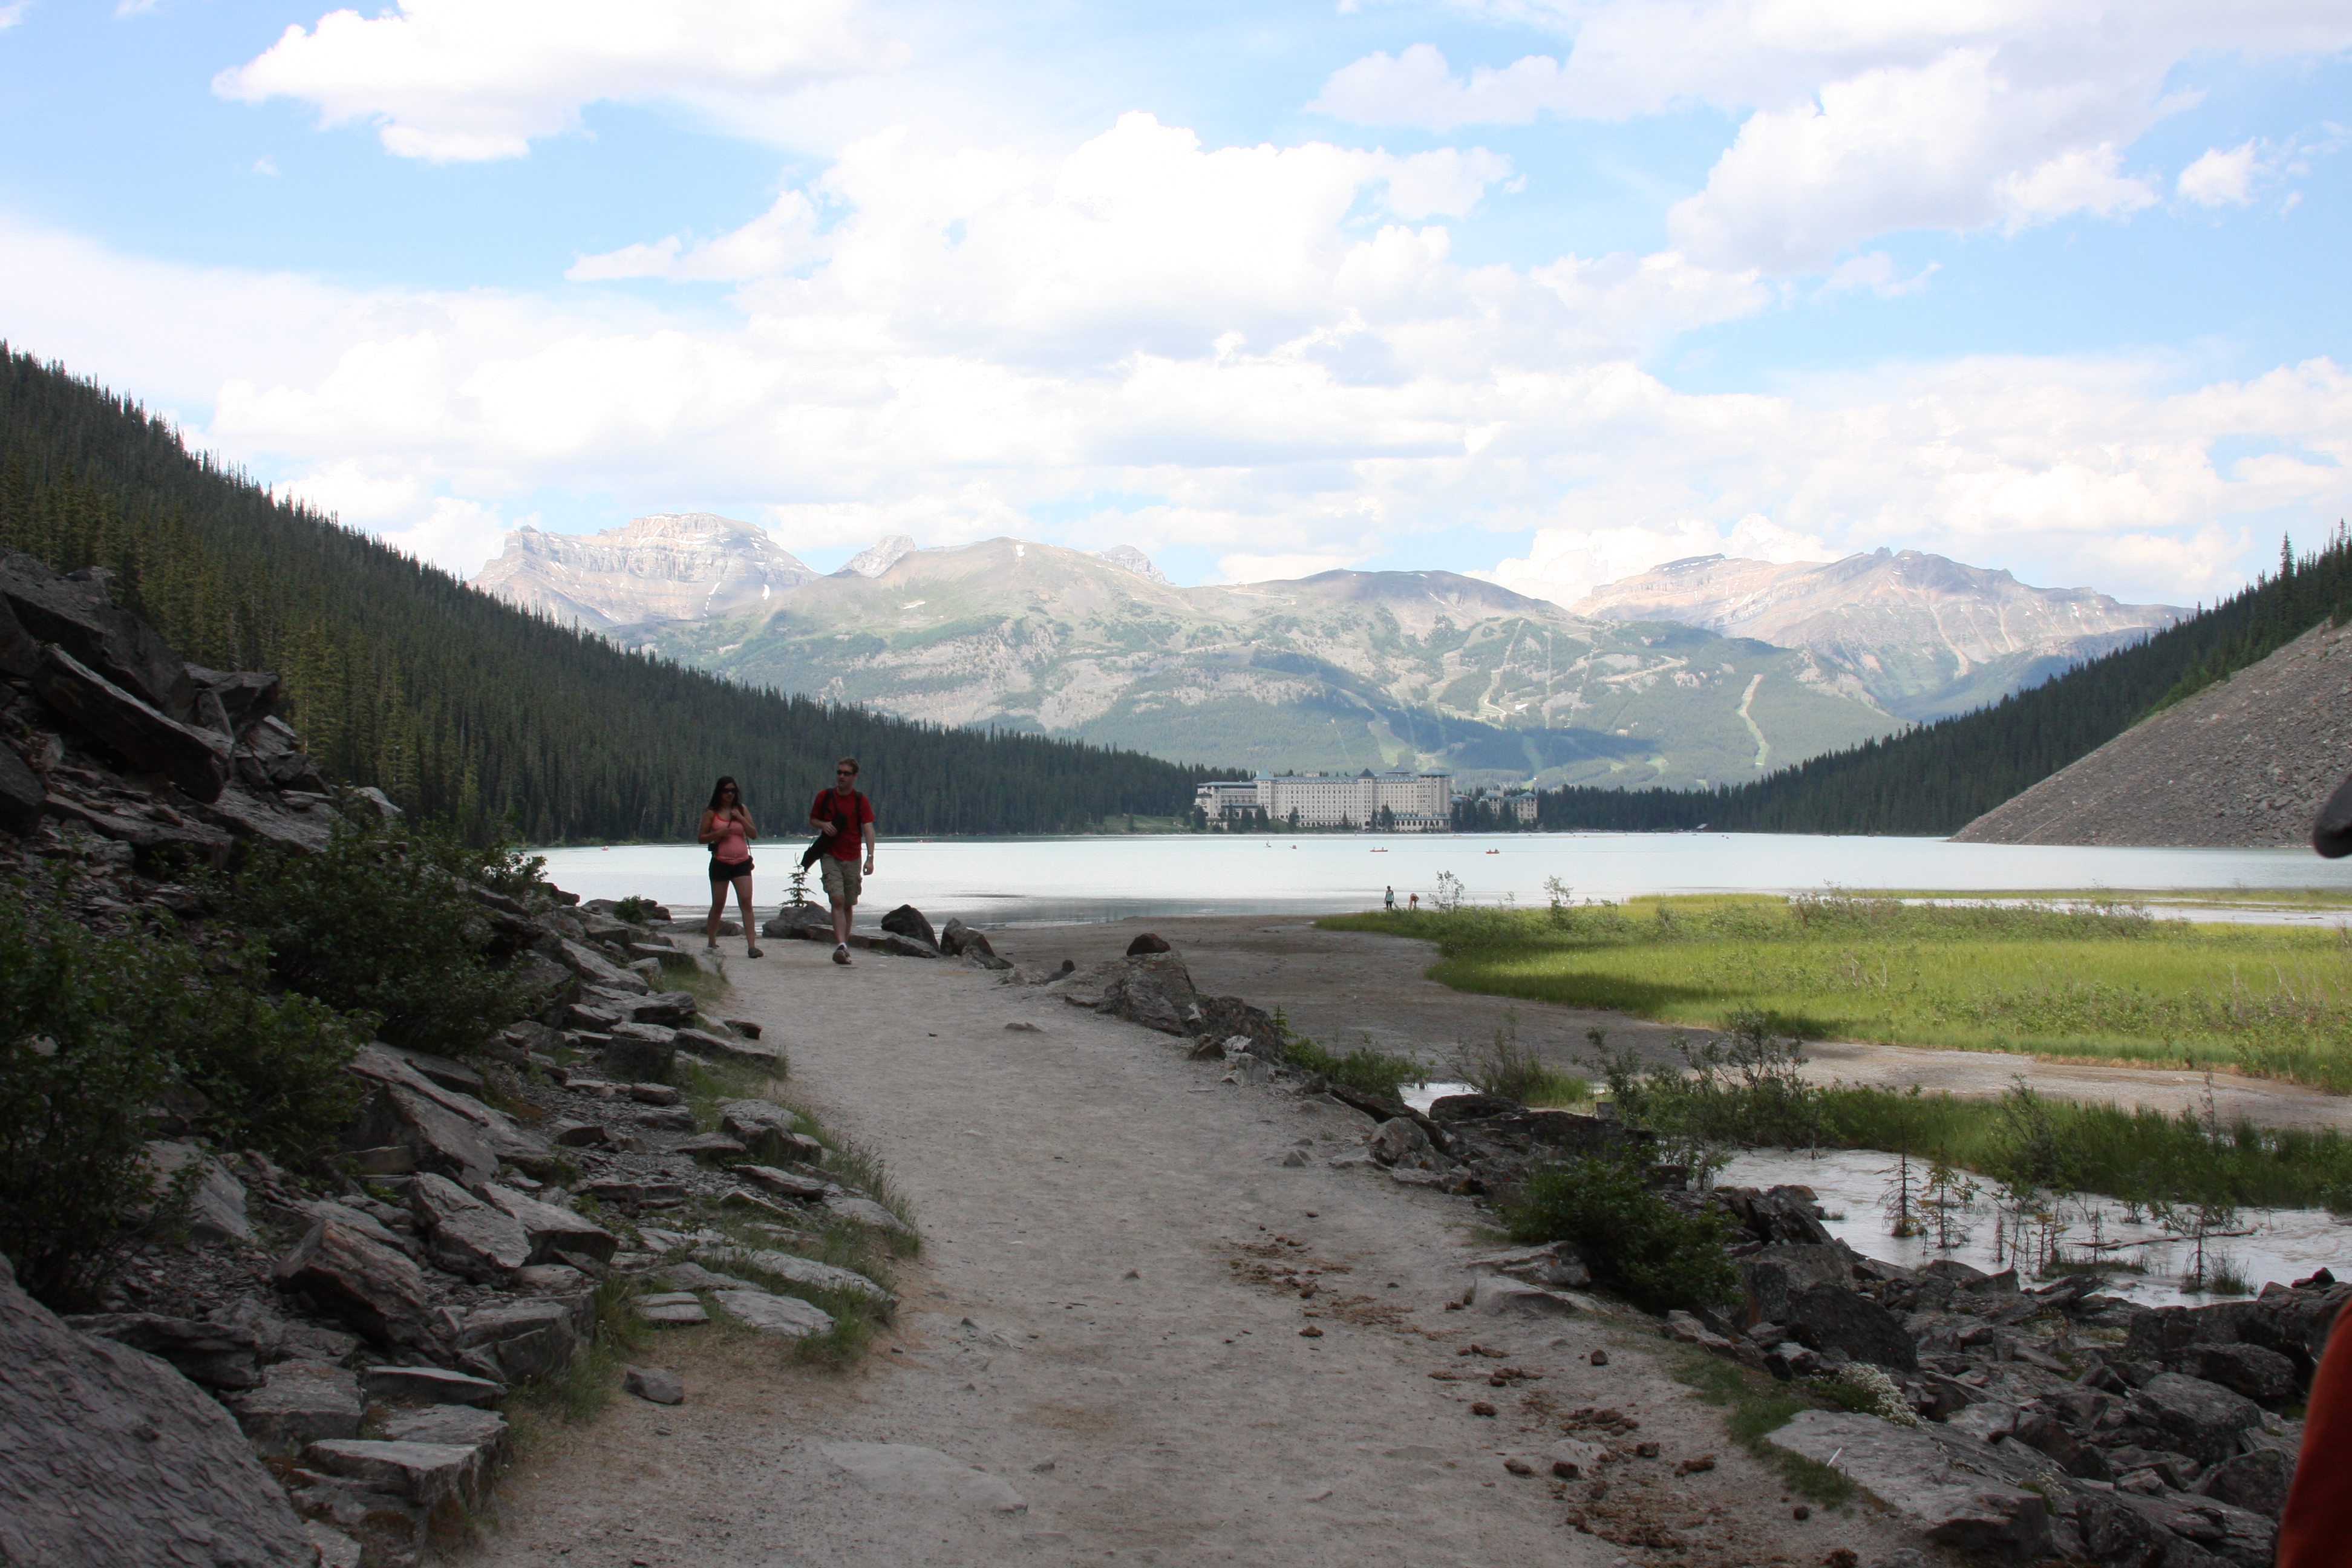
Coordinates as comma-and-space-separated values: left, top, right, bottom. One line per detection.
699, 776, 763, 957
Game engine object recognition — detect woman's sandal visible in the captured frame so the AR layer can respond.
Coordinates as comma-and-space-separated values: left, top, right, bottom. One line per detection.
745, 945, 763, 958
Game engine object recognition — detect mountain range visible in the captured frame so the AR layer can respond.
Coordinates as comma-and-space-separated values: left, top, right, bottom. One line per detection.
472, 516, 2179, 788
1569, 550, 2179, 722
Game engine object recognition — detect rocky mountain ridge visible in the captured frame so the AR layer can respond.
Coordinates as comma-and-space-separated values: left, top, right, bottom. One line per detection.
1570, 549, 2181, 722
1954, 619, 2352, 848
471, 520, 2178, 785
472, 513, 819, 635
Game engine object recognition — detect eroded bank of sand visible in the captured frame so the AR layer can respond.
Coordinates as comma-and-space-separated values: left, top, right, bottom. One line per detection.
463, 936, 1913, 1568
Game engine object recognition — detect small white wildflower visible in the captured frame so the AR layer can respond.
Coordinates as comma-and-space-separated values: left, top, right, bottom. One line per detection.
1835, 1362, 1919, 1426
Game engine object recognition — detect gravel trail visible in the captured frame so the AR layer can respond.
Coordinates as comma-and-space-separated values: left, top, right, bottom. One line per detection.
462, 937, 1904, 1568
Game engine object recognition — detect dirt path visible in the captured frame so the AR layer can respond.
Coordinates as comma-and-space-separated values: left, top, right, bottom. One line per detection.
987, 916, 2352, 1134
464, 938, 1909, 1568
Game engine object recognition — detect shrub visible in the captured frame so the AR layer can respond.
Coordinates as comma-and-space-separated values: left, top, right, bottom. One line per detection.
0, 909, 188, 1307
612, 895, 660, 926
1503, 1152, 1740, 1313
1281, 1032, 1424, 1100
172, 942, 363, 1166
210, 808, 540, 1055
1455, 1014, 1590, 1106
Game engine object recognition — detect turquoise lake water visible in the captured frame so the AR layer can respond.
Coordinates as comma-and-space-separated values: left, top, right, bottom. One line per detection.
535, 832, 2351, 929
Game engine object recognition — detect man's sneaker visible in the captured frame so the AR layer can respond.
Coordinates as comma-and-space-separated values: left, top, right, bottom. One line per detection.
832, 944, 852, 965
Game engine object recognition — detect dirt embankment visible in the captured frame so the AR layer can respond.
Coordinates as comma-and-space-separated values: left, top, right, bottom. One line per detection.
1954, 620, 2352, 849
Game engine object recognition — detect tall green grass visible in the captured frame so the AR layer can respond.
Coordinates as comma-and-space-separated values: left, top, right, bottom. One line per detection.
1324, 892, 2352, 1091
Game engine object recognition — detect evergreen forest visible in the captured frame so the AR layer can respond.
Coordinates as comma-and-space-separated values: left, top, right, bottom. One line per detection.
1531, 529, 2352, 835
0, 348, 1221, 843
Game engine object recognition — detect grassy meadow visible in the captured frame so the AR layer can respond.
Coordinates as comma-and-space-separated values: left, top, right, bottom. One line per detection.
1322, 891, 2352, 1092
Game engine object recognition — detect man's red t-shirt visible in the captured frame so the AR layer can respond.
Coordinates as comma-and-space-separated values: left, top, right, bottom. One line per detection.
809, 788, 874, 861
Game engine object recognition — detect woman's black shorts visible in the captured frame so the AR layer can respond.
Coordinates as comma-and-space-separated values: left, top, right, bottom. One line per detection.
710, 856, 754, 881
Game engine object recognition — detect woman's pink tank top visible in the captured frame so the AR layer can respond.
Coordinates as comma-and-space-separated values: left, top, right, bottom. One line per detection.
711, 815, 749, 863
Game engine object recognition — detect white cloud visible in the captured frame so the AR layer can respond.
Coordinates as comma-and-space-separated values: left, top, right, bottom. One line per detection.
2178, 141, 2261, 206
1477, 518, 1834, 607
214, 0, 898, 162
5, 109, 2348, 606
1380, 146, 1517, 220
251, 156, 281, 177
569, 189, 825, 282
1310, 44, 1570, 131
0, 3, 29, 30
1667, 51, 2158, 272
1817, 251, 1937, 298
1325, 5, 2352, 274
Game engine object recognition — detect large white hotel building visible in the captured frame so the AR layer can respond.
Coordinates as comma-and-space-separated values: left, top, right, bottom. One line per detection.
1194, 768, 1454, 830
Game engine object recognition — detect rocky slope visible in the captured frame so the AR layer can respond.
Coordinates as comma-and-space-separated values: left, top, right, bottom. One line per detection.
1953, 620, 2352, 848
1570, 549, 2181, 722
639, 540, 1904, 789
472, 513, 818, 634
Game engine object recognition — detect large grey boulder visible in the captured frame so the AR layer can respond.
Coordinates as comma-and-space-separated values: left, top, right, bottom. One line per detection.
408, 1173, 531, 1281
60, 1312, 262, 1391
540, 935, 648, 994
1769, 1408, 2051, 1554
0, 734, 43, 834
272, 1215, 439, 1350
601, 1021, 677, 1082
33, 643, 230, 800
879, 904, 937, 947
478, 1183, 618, 1266
1737, 1243, 1849, 1326
2132, 1373, 2265, 1465
674, 1026, 782, 1067
457, 1299, 581, 1382
2199, 1446, 2295, 1520
0, 552, 200, 718
188, 782, 336, 855
1367, 1117, 1438, 1170
345, 1046, 555, 1183
0, 1253, 315, 1567
1786, 1282, 1917, 1373
2181, 1342, 2299, 1406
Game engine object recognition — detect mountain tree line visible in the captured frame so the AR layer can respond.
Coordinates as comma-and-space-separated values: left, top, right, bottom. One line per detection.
1531, 526, 2352, 837
0, 347, 1223, 843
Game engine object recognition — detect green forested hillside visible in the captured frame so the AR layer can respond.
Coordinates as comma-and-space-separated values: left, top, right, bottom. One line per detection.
0, 348, 1216, 841
1533, 530, 2352, 835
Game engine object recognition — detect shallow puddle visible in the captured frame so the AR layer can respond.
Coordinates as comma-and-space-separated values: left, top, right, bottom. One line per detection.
1722, 1146, 2352, 1307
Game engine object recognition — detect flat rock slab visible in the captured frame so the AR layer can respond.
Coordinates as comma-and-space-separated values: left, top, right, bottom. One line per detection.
229, 1361, 364, 1451
696, 1246, 895, 1305
820, 1443, 1028, 1514
636, 1293, 711, 1326
304, 1439, 487, 1511
1472, 1274, 1596, 1319
361, 1365, 504, 1408
711, 1289, 835, 1338
1769, 1410, 2052, 1555
379, 1404, 511, 1463
823, 1194, 912, 1235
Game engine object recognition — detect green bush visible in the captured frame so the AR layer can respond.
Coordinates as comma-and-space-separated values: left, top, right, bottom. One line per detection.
612, 895, 659, 926
0, 886, 361, 1307
1503, 1152, 1740, 1313
1281, 1032, 1424, 1100
210, 808, 543, 1055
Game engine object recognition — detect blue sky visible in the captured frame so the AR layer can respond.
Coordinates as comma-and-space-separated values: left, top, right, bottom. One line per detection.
1, 0, 2347, 607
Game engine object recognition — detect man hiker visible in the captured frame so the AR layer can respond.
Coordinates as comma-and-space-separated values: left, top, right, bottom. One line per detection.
809, 756, 877, 965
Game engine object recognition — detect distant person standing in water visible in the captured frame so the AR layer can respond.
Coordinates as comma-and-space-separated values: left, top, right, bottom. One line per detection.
699, 776, 763, 958
1408, 892, 1419, 912
809, 756, 877, 966
1385, 885, 1396, 911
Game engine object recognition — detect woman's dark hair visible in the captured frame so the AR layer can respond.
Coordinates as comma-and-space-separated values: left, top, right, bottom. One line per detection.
707, 776, 742, 811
